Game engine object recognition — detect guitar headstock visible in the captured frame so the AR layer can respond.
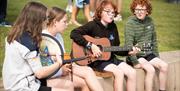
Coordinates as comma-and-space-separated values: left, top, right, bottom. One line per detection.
130, 43, 153, 56
133, 42, 152, 52
142, 43, 152, 52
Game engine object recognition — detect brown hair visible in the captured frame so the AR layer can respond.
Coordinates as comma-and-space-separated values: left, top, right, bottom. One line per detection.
7, 1, 47, 46
46, 7, 66, 27
94, 0, 118, 20
130, 0, 152, 15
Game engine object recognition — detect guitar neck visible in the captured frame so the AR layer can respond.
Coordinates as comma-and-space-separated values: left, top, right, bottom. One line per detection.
102, 46, 131, 52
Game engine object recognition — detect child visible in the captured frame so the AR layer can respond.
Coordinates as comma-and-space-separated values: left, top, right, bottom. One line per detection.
66, 0, 73, 13
2, 2, 73, 91
70, 0, 140, 91
69, 0, 92, 26
42, 7, 103, 91
125, 0, 168, 91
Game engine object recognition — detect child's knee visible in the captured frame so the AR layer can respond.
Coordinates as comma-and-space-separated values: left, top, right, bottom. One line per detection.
85, 67, 95, 74
147, 68, 155, 77
112, 69, 124, 78
160, 62, 168, 73
143, 63, 155, 75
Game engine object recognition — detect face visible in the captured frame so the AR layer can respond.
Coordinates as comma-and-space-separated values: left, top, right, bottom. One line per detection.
134, 5, 148, 20
54, 14, 68, 34
101, 4, 115, 25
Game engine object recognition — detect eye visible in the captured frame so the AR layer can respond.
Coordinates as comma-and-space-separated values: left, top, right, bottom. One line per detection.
135, 9, 147, 13
103, 9, 115, 16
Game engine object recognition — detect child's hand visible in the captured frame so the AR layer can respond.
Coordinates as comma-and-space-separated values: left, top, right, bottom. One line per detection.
55, 53, 63, 66
61, 64, 71, 76
91, 44, 102, 58
128, 46, 141, 55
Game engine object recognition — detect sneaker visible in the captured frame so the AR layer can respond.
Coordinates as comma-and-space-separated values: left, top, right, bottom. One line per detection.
69, 20, 82, 26
90, 11, 94, 18
66, 5, 73, 13
0, 21, 12, 27
114, 14, 122, 22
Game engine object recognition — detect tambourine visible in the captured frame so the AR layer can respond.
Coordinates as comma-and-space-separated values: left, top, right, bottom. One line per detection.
39, 33, 64, 66
40, 33, 88, 65
39, 33, 89, 79
39, 33, 65, 78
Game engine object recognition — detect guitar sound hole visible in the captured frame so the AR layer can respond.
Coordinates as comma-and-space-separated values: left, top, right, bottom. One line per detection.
88, 60, 92, 63
97, 45, 103, 51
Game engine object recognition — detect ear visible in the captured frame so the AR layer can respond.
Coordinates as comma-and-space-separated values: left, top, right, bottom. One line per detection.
54, 20, 58, 27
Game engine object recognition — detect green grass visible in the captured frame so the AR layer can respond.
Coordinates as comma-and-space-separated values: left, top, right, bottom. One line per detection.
0, 0, 180, 77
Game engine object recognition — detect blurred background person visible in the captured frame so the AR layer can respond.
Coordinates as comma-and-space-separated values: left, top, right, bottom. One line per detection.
66, 0, 73, 13
113, 0, 122, 21
0, 0, 12, 27
69, 0, 92, 26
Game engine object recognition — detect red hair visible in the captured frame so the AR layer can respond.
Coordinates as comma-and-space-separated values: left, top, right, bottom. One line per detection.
94, 0, 118, 20
130, 0, 152, 15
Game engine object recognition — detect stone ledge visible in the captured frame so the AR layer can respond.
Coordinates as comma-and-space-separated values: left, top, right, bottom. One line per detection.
97, 50, 180, 91
1, 50, 180, 91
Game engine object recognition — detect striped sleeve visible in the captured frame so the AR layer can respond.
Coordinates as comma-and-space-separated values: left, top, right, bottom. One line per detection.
151, 25, 159, 57
124, 22, 135, 47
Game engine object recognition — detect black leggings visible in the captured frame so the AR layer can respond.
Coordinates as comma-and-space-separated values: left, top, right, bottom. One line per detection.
38, 79, 51, 91
38, 86, 51, 91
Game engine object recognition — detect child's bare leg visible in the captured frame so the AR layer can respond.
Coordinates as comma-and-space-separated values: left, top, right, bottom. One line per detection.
117, 62, 136, 91
70, 5, 82, 26
138, 58, 155, 91
47, 76, 74, 91
104, 64, 124, 91
84, 4, 92, 21
149, 58, 168, 90
73, 75, 90, 91
73, 64, 103, 91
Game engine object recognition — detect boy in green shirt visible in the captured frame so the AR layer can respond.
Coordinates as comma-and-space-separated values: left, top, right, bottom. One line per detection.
125, 0, 168, 91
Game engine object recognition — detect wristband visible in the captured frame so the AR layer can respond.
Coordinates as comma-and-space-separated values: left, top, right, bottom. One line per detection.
86, 42, 92, 49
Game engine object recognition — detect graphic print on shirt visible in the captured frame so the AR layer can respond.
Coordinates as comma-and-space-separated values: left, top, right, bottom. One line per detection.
109, 33, 115, 41
40, 46, 54, 66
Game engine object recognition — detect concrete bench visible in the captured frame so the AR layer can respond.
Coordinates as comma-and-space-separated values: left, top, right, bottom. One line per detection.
1, 51, 180, 91
95, 50, 180, 91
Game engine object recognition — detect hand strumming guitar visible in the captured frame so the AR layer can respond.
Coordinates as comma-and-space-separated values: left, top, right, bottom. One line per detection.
89, 43, 102, 58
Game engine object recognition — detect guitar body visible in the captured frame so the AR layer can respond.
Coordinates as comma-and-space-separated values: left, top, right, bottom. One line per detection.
72, 35, 111, 66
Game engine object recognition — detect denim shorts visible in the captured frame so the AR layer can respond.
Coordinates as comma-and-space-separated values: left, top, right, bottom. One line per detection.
75, 0, 90, 8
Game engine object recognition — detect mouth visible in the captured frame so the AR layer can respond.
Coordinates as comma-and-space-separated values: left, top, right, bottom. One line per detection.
137, 14, 142, 17
109, 16, 114, 20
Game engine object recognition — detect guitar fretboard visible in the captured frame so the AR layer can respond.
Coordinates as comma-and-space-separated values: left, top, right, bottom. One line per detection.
102, 46, 131, 52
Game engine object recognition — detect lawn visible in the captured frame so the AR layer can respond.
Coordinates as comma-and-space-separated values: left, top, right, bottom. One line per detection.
0, 0, 180, 77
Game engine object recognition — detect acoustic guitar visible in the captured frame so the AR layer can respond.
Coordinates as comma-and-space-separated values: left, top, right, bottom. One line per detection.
72, 35, 152, 66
